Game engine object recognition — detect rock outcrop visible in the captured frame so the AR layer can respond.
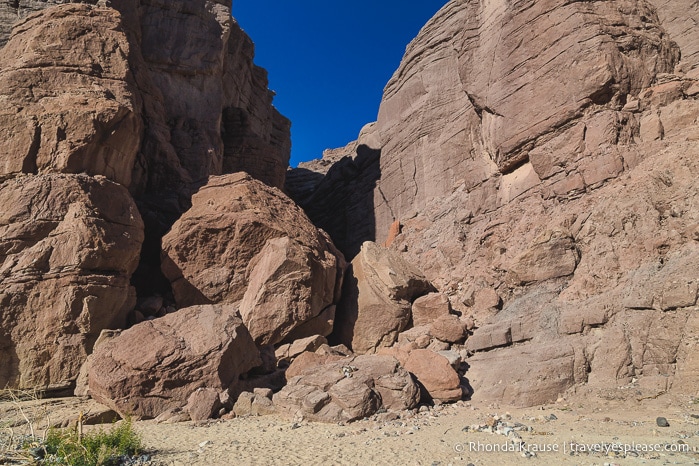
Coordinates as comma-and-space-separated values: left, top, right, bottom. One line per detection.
288, 0, 699, 406
162, 173, 345, 346
0, 1, 291, 390
0, 174, 143, 389
0, 4, 144, 187
88, 304, 261, 419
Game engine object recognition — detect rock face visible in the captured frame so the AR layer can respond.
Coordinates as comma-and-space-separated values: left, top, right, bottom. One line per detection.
274, 354, 420, 423
162, 173, 345, 346
0, 1, 290, 390
333, 241, 434, 354
88, 304, 261, 419
285, 124, 382, 258
0, 4, 143, 187
288, 0, 699, 406
0, 0, 291, 296
0, 174, 143, 388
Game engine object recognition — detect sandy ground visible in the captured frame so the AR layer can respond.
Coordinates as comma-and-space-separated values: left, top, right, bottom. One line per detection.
2, 392, 699, 466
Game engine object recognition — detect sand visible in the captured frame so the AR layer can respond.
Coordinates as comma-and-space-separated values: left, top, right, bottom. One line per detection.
2, 391, 698, 466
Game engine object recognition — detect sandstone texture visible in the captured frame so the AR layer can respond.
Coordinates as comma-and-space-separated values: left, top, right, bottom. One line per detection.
0, 0, 291, 392
0, 4, 143, 187
274, 354, 420, 423
288, 0, 699, 406
162, 173, 345, 346
333, 241, 433, 354
0, 174, 143, 389
411, 293, 452, 327
88, 304, 261, 419
404, 350, 463, 403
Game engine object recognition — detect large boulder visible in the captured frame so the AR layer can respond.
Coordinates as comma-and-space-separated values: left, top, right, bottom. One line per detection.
0, 174, 143, 389
87, 304, 261, 419
161, 173, 345, 345
333, 241, 434, 353
274, 354, 420, 423
0, 4, 144, 187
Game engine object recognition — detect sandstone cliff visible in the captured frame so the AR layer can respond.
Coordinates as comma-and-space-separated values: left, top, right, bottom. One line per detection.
0, 1, 292, 389
288, 0, 699, 405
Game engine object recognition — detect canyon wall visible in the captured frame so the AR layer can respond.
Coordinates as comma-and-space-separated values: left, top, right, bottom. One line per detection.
288, 0, 699, 405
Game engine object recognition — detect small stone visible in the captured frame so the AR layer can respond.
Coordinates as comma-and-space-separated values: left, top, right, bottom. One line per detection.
198, 440, 211, 448
656, 417, 670, 427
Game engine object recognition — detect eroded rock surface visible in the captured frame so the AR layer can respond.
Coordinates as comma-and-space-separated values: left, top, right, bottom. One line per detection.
0, 4, 144, 187
333, 241, 433, 354
274, 354, 420, 423
287, 0, 699, 406
88, 304, 261, 419
162, 173, 345, 346
0, 174, 143, 388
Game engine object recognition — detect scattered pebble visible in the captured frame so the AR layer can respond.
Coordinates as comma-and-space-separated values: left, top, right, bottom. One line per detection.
656, 417, 670, 427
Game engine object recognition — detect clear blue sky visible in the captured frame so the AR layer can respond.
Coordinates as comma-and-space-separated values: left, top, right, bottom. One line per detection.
233, 1, 446, 167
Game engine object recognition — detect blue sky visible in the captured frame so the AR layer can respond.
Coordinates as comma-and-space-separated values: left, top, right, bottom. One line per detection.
233, 1, 446, 167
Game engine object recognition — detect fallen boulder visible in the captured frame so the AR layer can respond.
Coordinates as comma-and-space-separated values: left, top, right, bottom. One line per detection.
274, 354, 420, 422
161, 173, 345, 345
333, 241, 434, 353
87, 304, 261, 419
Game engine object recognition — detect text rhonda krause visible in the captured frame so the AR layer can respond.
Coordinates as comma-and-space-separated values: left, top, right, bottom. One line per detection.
456, 441, 694, 455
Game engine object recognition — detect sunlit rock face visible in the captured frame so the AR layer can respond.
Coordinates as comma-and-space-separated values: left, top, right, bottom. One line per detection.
288, 0, 699, 406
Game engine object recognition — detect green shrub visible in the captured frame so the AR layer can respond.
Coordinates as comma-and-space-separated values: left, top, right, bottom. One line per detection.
42, 418, 142, 466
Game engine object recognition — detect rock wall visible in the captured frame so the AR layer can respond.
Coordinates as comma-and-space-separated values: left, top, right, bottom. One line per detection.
0, 174, 143, 389
0, 1, 292, 389
288, 0, 699, 405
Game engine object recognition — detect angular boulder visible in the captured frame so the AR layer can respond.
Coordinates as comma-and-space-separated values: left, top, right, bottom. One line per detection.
161, 173, 345, 345
429, 314, 468, 344
404, 349, 463, 402
411, 292, 452, 327
87, 304, 261, 419
333, 241, 434, 353
0, 173, 143, 389
274, 354, 420, 423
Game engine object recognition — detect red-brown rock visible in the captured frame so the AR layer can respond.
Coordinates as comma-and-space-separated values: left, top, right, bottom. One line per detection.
404, 349, 462, 403
161, 173, 345, 345
411, 292, 452, 327
333, 241, 434, 353
275, 354, 419, 423
429, 315, 468, 344
287, 0, 699, 407
0, 5, 143, 187
0, 174, 143, 389
87, 304, 261, 419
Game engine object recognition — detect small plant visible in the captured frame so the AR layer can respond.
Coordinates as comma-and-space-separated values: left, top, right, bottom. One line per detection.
42, 418, 143, 466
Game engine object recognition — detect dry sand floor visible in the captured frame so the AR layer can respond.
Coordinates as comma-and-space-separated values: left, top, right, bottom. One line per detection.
2, 391, 699, 466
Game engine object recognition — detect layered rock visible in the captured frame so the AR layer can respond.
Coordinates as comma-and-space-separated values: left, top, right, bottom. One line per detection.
0, 4, 144, 187
0, 1, 291, 300
333, 241, 434, 354
0, 1, 100, 48
0, 0, 290, 391
88, 304, 261, 419
0, 174, 143, 389
162, 173, 345, 346
284, 124, 382, 258
288, 0, 699, 406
